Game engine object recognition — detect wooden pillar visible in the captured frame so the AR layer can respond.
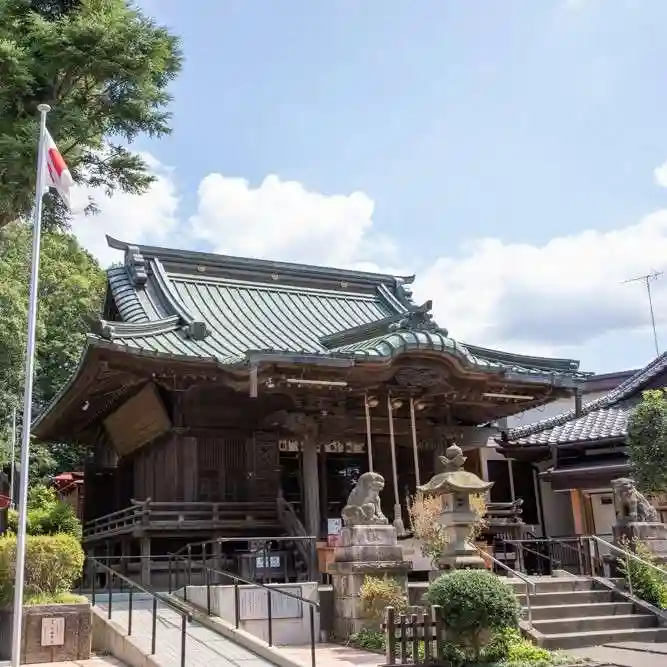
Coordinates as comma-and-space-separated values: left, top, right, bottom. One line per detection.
387, 395, 405, 534
212, 539, 222, 585
571, 490, 585, 535
409, 397, 421, 488
364, 395, 377, 472
140, 536, 151, 586
121, 538, 130, 580
318, 443, 328, 527
302, 427, 320, 538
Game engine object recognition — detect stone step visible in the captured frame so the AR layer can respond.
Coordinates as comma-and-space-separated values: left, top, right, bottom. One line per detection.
530, 601, 634, 620
506, 577, 595, 593
539, 626, 667, 650
517, 589, 613, 606
532, 613, 656, 634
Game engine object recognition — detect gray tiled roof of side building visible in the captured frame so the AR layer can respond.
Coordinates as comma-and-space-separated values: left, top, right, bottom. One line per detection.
505, 353, 667, 446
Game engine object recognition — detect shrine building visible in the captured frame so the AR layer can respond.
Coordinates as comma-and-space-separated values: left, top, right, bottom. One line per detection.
33, 236, 587, 582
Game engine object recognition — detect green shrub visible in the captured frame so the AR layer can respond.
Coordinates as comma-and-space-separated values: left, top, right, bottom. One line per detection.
425, 569, 520, 661
347, 627, 385, 653
7, 484, 81, 538
484, 628, 551, 664
0, 534, 84, 606
359, 576, 407, 626
618, 538, 667, 609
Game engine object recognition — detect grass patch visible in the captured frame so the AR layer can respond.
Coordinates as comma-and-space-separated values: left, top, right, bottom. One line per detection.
346, 628, 590, 666
24, 592, 87, 606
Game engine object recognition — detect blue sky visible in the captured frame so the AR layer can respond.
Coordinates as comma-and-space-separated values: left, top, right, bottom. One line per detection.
72, 0, 667, 374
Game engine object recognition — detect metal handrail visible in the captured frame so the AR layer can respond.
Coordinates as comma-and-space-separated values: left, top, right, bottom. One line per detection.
169, 534, 319, 583
87, 557, 190, 667
500, 536, 589, 575
170, 552, 318, 667
473, 544, 535, 628
171, 533, 317, 558
586, 535, 667, 598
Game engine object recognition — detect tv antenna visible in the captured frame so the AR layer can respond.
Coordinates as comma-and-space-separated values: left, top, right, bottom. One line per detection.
623, 269, 663, 357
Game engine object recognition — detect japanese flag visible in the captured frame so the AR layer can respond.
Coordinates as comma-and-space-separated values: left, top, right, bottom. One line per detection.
43, 129, 73, 208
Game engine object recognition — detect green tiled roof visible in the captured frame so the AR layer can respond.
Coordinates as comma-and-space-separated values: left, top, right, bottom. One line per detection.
92, 236, 585, 384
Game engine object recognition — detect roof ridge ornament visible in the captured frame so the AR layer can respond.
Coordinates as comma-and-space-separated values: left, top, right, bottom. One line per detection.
389, 300, 448, 336
181, 321, 211, 340
125, 245, 147, 287
95, 320, 115, 340
394, 276, 416, 308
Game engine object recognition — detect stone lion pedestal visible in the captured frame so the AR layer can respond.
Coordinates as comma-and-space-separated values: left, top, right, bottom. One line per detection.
328, 472, 411, 637
612, 478, 667, 565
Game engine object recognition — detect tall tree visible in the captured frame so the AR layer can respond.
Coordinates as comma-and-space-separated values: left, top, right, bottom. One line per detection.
627, 389, 667, 496
0, 0, 182, 229
0, 222, 106, 477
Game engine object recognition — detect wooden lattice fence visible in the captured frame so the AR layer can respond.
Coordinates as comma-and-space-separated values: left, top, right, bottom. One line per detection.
382, 605, 446, 666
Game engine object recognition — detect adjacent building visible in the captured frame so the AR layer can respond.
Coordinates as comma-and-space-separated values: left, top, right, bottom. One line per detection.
498, 355, 667, 539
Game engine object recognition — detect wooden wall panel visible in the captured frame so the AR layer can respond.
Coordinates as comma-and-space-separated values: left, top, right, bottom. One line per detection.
247, 432, 280, 501
131, 434, 194, 502
197, 433, 248, 502
180, 437, 198, 502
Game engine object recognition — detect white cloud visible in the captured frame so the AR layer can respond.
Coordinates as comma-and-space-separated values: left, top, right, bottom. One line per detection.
69, 153, 180, 267
414, 213, 667, 352
70, 153, 667, 363
655, 161, 667, 188
189, 173, 399, 271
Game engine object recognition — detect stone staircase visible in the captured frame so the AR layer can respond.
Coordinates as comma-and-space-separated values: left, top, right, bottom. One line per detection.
506, 575, 667, 650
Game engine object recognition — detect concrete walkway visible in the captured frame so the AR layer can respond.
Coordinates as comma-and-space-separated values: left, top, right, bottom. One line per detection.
0, 658, 125, 667
95, 595, 277, 667
26, 659, 127, 667
568, 641, 667, 667
279, 644, 380, 667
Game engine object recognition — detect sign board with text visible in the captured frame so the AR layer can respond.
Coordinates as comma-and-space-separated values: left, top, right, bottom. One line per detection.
41, 617, 65, 646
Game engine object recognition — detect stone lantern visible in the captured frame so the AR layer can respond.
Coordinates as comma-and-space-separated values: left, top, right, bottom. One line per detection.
419, 444, 493, 570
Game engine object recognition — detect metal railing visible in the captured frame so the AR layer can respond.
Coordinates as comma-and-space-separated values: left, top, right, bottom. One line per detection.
277, 495, 316, 575
169, 534, 318, 585
584, 535, 667, 598
85, 557, 191, 667
473, 544, 535, 628
496, 536, 588, 576
170, 552, 319, 667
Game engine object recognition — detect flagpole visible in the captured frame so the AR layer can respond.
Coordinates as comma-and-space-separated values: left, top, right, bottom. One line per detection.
11, 103, 51, 667
9, 406, 17, 508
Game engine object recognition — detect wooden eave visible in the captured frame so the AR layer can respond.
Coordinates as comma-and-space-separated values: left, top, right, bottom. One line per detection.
34, 333, 580, 445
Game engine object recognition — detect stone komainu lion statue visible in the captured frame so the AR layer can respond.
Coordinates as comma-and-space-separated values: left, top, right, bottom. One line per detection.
341, 472, 389, 526
612, 477, 659, 523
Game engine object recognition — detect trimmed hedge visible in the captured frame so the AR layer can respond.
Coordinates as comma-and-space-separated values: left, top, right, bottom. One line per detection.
0, 534, 84, 606
425, 569, 521, 661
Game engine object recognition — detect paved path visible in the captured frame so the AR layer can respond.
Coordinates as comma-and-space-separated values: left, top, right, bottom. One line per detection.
568, 641, 667, 667
279, 644, 379, 667
26, 659, 128, 667
1, 658, 126, 667
96, 595, 276, 667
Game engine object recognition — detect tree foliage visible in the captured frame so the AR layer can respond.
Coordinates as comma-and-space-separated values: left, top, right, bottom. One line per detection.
627, 389, 667, 496
0, 222, 105, 477
7, 484, 82, 538
0, 0, 182, 229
